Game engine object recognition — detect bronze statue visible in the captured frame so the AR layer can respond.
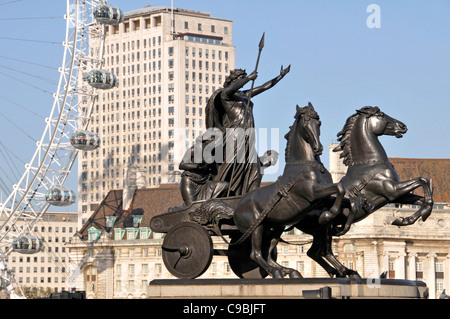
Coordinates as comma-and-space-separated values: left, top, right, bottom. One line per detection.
151, 34, 433, 281
329, 106, 433, 233
232, 103, 355, 278
205, 65, 290, 197
152, 104, 433, 280
178, 136, 228, 206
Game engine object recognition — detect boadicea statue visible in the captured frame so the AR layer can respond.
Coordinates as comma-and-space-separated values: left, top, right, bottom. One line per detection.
149, 34, 433, 280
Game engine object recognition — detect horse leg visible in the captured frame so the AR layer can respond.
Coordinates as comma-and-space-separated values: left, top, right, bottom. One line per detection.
316, 182, 345, 225
391, 193, 433, 226
266, 228, 302, 278
334, 197, 360, 236
382, 177, 433, 226
323, 227, 361, 279
249, 225, 283, 278
306, 230, 338, 278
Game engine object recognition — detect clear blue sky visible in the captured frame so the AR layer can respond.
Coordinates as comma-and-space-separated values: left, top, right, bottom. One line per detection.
0, 0, 448, 204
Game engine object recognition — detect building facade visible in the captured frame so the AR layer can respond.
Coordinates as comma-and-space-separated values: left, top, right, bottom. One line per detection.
4, 212, 78, 296
77, 5, 235, 229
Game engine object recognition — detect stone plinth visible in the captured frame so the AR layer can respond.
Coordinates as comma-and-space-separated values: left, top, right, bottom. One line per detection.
148, 278, 428, 299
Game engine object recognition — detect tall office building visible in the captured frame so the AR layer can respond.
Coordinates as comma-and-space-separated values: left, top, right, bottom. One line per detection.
78, 6, 235, 227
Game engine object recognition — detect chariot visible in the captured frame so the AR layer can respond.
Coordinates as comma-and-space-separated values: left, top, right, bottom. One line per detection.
150, 196, 276, 279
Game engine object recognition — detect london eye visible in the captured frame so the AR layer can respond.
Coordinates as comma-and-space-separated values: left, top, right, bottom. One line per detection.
0, 0, 122, 298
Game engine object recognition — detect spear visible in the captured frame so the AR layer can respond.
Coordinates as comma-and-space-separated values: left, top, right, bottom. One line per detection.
245, 32, 265, 112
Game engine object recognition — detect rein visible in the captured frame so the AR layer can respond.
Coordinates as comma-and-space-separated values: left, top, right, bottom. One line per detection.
286, 160, 326, 173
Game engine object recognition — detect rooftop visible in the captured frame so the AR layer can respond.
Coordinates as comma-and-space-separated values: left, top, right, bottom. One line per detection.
389, 158, 449, 202
124, 6, 218, 20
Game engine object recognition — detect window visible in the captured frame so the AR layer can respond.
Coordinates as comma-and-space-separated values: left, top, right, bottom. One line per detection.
388, 258, 395, 278
155, 263, 162, 274
142, 264, 149, 275
435, 260, 444, 295
114, 228, 125, 240
198, 23, 202, 31
126, 228, 138, 240
129, 264, 135, 275
296, 261, 305, 272
140, 228, 151, 239
129, 280, 135, 292
416, 260, 423, 278
88, 227, 101, 241
85, 265, 97, 294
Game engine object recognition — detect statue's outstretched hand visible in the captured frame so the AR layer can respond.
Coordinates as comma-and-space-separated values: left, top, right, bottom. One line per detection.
280, 65, 291, 77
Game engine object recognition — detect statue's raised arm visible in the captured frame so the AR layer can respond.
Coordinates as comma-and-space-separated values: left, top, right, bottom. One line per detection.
245, 65, 291, 99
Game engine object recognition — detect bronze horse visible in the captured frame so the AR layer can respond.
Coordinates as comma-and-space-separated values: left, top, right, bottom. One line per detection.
288, 106, 434, 279
329, 106, 433, 234
232, 103, 355, 278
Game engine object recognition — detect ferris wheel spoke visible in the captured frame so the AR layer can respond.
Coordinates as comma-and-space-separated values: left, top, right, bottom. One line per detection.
0, 0, 123, 298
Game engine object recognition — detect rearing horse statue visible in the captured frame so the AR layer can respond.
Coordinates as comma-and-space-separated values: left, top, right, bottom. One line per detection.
328, 106, 433, 234
233, 103, 348, 278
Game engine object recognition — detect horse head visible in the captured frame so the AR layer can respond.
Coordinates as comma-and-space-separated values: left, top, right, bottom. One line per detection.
357, 106, 408, 138
294, 102, 323, 156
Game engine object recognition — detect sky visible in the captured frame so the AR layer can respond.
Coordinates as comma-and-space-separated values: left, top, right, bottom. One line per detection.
0, 0, 448, 209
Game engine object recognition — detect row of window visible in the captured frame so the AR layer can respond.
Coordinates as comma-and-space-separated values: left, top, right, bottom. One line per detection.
183, 21, 229, 36
17, 276, 67, 284
104, 36, 229, 59
93, 110, 204, 126
11, 256, 66, 263
5, 226, 73, 233
104, 36, 163, 55
104, 47, 229, 66
11, 266, 66, 274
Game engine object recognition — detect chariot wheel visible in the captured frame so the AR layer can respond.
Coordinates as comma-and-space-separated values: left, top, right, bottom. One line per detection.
227, 234, 277, 279
162, 222, 214, 279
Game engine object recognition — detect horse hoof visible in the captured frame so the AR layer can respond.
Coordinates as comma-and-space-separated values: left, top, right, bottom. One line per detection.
271, 269, 283, 279
289, 270, 303, 279
392, 217, 408, 226
421, 210, 432, 222
318, 211, 331, 225
336, 228, 349, 236
349, 272, 362, 280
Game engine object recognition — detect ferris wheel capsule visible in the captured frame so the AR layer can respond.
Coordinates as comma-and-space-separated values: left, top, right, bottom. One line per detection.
12, 235, 44, 254
45, 185, 76, 207
93, 4, 124, 25
70, 130, 100, 151
83, 69, 118, 90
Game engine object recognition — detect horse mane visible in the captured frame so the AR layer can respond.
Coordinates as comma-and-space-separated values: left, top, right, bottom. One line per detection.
284, 102, 319, 161
333, 106, 380, 166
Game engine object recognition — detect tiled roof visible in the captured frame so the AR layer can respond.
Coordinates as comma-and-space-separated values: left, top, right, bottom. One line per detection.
389, 158, 449, 202
78, 185, 183, 240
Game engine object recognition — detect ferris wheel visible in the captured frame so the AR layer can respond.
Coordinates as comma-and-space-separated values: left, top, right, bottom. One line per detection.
0, 0, 122, 298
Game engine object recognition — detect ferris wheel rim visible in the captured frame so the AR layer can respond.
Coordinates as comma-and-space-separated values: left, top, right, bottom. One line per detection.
0, 0, 107, 254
